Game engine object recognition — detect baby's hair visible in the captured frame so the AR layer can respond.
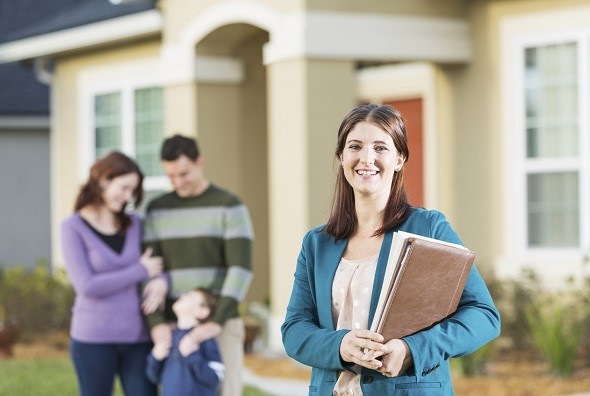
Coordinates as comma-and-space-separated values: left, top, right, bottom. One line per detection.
193, 288, 218, 322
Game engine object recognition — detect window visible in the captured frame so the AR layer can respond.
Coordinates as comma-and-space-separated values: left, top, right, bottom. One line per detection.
523, 43, 580, 248
92, 86, 165, 187
135, 87, 164, 177
498, 6, 590, 280
94, 92, 122, 159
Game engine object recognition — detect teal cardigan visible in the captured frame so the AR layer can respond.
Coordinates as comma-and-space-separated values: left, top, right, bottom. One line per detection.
281, 208, 500, 395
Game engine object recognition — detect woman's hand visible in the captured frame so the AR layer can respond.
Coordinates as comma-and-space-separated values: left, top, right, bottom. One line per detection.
140, 247, 163, 278
340, 330, 388, 370
379, 338, 413, 377
142, 276, 168, 314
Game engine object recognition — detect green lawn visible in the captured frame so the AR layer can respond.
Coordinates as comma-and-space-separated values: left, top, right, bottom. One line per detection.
0, 357, 271, 396
0, 358, 124, 396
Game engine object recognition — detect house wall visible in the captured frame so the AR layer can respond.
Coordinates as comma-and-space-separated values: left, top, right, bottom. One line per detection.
0, 124, 50, 269
51, 40, 162, 266
436, 3, 500, 276
158, 0, 474, 348
45, 0, 581, 351
443, 0, 590, 279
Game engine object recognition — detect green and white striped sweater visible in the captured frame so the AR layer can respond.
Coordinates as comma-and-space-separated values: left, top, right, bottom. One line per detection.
143, 184, 253, 326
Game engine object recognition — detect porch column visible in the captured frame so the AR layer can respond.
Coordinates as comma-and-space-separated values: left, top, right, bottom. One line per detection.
163, 82, 198, 138
266, 57, 356, 351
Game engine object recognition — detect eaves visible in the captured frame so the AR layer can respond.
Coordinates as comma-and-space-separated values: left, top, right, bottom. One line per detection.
0, 9, 162, 63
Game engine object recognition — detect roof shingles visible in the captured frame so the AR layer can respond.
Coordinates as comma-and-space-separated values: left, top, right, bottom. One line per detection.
0, 0, 155, 116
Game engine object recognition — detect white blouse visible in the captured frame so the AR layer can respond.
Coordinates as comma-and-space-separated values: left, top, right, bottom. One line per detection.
331, 255, 378, 396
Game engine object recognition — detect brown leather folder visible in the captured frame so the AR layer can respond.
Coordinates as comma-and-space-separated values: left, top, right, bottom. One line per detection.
371, 233, 475, 342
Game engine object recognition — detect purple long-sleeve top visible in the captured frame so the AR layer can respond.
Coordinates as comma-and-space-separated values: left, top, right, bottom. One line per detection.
61, 213, 151, 343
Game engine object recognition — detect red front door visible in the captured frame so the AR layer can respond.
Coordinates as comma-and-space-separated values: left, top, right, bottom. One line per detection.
384, 98, 424, 207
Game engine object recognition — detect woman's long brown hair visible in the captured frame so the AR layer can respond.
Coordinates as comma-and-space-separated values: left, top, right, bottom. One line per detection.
74, 151, 144, 232
324, 104, 412, 240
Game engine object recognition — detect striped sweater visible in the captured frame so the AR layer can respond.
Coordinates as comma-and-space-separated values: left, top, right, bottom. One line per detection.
143, 184, 253, 326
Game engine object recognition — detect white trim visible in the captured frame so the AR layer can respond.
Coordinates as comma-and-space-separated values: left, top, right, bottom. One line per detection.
263, 11, 470, 64
121, 89, 134, 155
0, 10, 161, 62
34, 57, 53, 85
194, 56, 244, 84
356, 62, 438, 209
0, 116, 50, 130
78, 84, 94, 182
178, 0, 279, 48
160, 45, 245, 85
143, 176, 170, 191
77, 56, 166, 189
499, 5, 590, 283
167, 4, 468, 72
267, 313, 286, 353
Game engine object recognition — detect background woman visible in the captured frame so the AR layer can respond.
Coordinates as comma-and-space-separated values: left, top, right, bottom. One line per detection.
61, 151, 162, 396
282, 104, 500, 395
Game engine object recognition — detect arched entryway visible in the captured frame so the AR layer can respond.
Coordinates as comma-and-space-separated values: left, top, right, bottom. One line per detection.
192, 23, 271, 304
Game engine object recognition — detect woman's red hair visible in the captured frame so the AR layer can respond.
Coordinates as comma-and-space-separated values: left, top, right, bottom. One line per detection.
74, 151, 144, 232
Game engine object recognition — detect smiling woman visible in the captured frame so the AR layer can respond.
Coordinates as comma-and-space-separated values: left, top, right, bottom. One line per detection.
281, 104, 500, 396
60, 151, 163, 396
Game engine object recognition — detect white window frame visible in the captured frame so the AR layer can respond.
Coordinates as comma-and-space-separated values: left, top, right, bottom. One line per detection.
78, 56, 169, 191
499, 6, 590, 281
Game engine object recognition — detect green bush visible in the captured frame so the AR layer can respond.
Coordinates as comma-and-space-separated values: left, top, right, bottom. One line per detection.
580, 275, 590, 364
488, 268, 540, 350
0, 261, 74, 337
525, 286, 587, 377
452, 340, 496, 376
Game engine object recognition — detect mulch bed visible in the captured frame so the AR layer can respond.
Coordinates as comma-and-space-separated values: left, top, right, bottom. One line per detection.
245, 348, 590, 396
453, 349, 590, 396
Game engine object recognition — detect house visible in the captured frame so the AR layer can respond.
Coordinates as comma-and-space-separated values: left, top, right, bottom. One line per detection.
1, 0, 588, 350
0, 0, 80, 269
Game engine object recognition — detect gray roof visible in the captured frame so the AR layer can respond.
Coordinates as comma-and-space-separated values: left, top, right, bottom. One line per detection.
0, 62, 49, 115
0, 0, 155, 116
2, 0, 156, 44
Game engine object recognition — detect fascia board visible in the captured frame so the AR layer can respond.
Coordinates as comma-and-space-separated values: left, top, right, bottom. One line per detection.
0, 10, 162, 63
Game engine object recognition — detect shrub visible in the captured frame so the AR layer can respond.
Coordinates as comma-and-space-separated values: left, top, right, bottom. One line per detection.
489, 268, 539, 350
525, 286, 587, 377
0, 261, 74, 338
580, 276, 590, 364
452, 340, 496, 376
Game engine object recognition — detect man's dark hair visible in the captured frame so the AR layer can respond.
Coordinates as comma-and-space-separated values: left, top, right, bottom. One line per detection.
161, 134, 200, 161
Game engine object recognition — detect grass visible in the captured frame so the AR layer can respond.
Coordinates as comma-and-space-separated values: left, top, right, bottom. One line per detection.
0, 358, 124, 396
0, 356, 272, 396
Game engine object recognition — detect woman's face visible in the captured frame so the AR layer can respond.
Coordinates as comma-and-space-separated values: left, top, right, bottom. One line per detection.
340, 121, 404, 199
101, 172, 140, 213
